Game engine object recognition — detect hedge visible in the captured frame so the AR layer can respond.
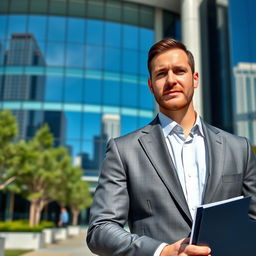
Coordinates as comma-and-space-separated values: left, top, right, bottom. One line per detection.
0, 220, 54, 232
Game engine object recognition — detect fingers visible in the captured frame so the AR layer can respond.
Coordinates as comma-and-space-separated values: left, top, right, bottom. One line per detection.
177, 238, 211, 256
182, 244, 211, 255
160, 238, 211, 256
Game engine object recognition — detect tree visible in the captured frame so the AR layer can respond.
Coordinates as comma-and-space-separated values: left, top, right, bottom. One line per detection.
0, 110, 18, 189
7, 124, 71, 226
55, 165, 92, 226
68, 179, 92, 226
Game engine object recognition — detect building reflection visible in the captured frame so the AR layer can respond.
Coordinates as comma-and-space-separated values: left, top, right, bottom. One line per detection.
1, 33, 46, 139
233, 62, 256, 146
76, 114, 120, 175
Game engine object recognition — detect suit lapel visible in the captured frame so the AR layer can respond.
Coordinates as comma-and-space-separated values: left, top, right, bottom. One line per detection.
202, 120, 225, 204
139, 118, 192, 223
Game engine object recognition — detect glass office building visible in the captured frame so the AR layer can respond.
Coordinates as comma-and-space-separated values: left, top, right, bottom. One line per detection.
1, 0, 255, 221
229, 0, 256, 148
0, 0, 180, 182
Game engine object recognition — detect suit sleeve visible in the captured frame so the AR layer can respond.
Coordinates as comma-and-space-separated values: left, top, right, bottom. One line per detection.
242, 138, 256, 220
86, 138, 162, 256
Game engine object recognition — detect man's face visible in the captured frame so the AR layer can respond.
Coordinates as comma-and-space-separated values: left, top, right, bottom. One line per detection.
148, 48, 199, 115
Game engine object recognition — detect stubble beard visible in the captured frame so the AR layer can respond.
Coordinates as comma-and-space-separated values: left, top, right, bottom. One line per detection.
155, 91, 194, 113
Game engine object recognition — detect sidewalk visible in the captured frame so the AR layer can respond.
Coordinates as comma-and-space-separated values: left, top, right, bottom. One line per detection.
21, 229, 97, 256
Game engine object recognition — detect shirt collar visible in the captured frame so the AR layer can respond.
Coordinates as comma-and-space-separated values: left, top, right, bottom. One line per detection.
158, 112, 204, 138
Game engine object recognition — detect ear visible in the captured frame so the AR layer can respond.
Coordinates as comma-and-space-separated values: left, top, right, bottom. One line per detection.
193, 72, 199, 88
148, 78, 154, 94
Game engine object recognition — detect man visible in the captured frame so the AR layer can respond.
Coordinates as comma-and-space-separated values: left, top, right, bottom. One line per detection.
86, 38, 256, 256
59, 207, 69, 227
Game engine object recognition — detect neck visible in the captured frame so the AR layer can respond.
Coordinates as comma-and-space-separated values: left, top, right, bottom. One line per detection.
161, 104, 196, 137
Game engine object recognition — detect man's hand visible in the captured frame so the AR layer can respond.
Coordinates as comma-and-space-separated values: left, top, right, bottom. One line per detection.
160, 238, 211, 256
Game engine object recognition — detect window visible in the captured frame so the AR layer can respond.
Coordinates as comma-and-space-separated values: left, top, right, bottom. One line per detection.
121, 115, 138, 135
66, 43, 84, 68
28, 15, 47, 41
85, 45, 103, 69
105, 22, 121, 47
104, 46, 121, 72
0, 15, 7, 40
122, 49, 138, 74
44, 76, 63, 102
7, 15, 27, 39
64, 77, 83, 103
67, 17, 85, 43
103, 80, 120, 106
123, 24, 138, 50
139, 82, 154, 110
121, 82, 138, 108
47, 16, 66, 42
86, 20, 104, 45
84, 78, 102, 104
46, 42, 65, 66
65, 111, 82, 140
82, 113, 101, 140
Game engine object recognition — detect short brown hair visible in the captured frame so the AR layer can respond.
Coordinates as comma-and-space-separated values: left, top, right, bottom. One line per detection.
147, 38, 195, 75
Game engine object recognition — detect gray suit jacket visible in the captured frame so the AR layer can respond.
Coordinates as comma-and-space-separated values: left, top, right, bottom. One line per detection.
86, 117, 256, 256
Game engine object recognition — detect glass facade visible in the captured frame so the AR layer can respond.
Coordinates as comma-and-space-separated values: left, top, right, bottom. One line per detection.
229, 0, 256, 146
0, 0, 168, 177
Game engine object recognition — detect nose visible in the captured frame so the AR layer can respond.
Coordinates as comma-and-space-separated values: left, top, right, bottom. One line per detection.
166, 70, 177, 85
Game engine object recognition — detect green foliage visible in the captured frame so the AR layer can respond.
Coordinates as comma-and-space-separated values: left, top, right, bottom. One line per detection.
68, 180, 93, 211
55, 165, 92, 211
0, 220, 54, 232
0, 110, 18, 182
0, 110, 18, 145
7, 125, 66, 200
0, 110, 92, 226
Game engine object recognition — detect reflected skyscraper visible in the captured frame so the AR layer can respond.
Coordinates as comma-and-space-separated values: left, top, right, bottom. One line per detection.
228, 0, 256, 148
1, 33, 46, 139
76, 114, 120, 175
93, 114, 120, 170
102, 114, 120, 141
3, 33, 45, 100
233, 62, 256, 145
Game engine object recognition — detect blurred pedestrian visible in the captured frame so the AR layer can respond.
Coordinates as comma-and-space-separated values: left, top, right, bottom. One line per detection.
59, 207, 69, 227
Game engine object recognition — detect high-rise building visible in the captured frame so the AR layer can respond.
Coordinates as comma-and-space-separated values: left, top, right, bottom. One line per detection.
0, 0, 255, 221
233, 63, 256, 145
102, 114, 120, 141
0, 0, 182, 182
1, 33, 46, 138
228, 0, 256, 148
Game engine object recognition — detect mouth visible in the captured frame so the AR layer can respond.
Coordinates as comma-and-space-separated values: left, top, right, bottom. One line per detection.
163, 90, 182, 96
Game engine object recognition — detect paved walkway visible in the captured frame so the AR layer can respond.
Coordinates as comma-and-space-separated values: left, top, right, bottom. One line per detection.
21, 229, 97, 256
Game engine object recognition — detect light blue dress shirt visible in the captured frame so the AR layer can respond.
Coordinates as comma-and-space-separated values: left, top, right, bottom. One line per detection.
154, 112, 208, 256
158, 112, 207, 219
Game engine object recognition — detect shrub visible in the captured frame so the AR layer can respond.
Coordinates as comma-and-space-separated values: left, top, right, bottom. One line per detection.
0, 220, 54, 232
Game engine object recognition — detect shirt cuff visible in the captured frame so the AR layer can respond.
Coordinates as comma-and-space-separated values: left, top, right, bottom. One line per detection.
153, 243, 168, 256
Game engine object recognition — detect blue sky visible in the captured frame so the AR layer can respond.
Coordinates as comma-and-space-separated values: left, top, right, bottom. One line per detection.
229, 0, 256, 66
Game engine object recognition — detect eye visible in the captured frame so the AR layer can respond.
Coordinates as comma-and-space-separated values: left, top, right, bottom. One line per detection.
156, 71, 166, 77
175, 68, 186, 75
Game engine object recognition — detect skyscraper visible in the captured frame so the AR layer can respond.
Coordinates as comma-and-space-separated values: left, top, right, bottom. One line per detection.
233, 63, 256, 146
1, 0, 255, 222
1, 33, 46, 138
0, 0, 182, 180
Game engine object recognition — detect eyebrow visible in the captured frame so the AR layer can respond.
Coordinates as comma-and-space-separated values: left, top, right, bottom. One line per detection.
153, 67, 166, 74
153, 64, 187, 74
